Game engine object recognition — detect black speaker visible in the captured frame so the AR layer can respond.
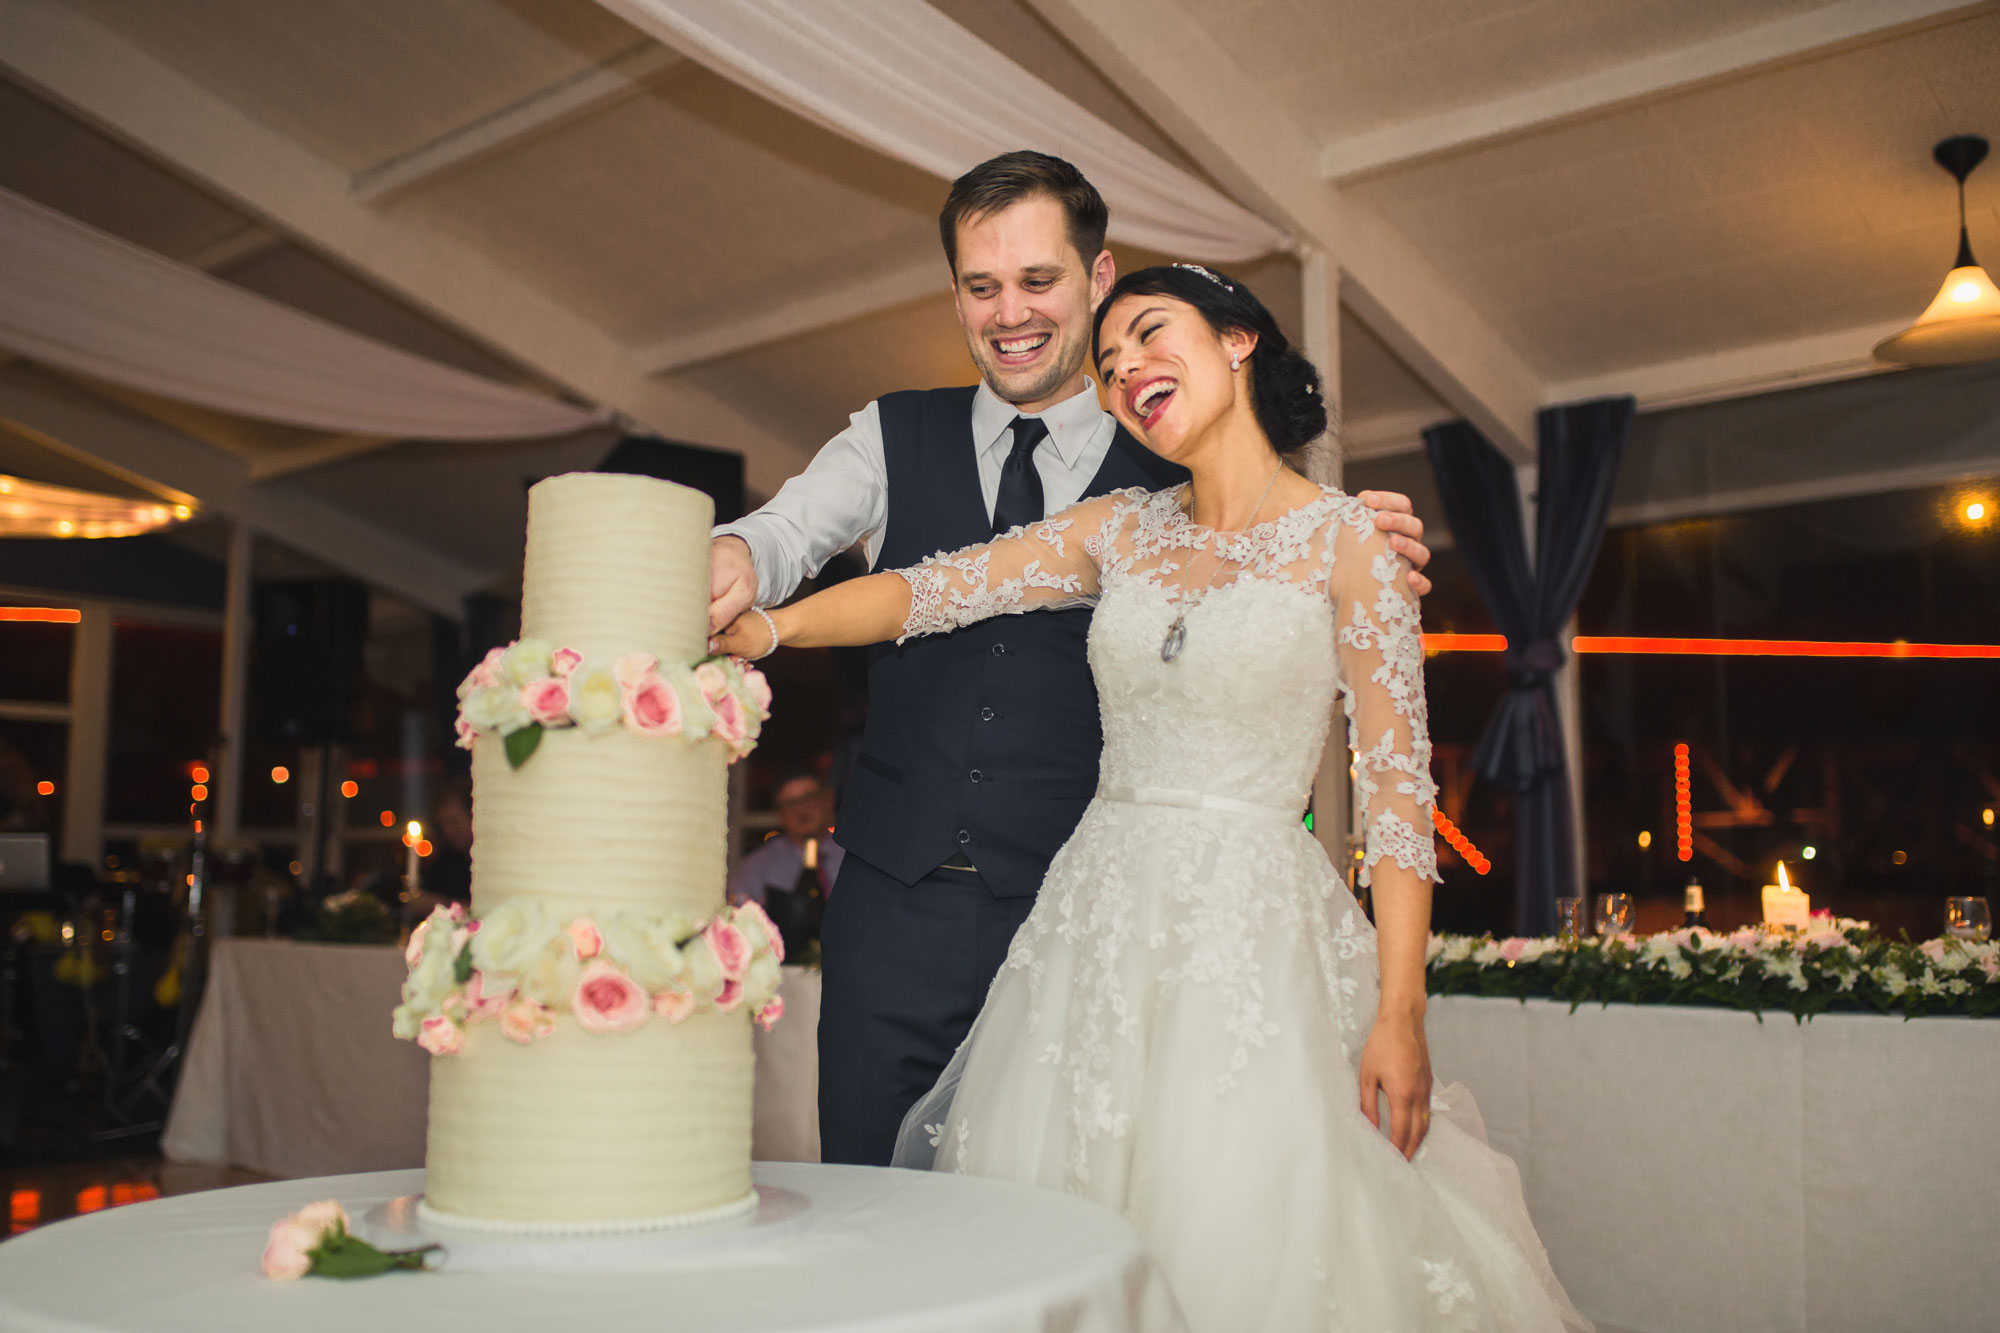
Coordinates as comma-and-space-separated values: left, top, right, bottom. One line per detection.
595, 436, 746, 524
249, 578, 369, 746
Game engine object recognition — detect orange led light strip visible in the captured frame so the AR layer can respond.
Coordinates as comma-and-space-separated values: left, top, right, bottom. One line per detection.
1422, 634, 2000, 659
1431, 810, 1491, 875
1673, 743, 1694, 863
0, 607, 82, 623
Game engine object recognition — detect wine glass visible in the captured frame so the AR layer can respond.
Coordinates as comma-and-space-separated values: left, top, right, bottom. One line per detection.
1945, 897, 1991, 943
1595, 893, 1634, 938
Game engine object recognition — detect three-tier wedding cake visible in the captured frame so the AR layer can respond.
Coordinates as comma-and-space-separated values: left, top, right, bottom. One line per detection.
392, 471, 782, 1232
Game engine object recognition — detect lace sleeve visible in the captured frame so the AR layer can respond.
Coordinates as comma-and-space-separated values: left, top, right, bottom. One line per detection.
1331, 515, 1441, 886
889, 492, 1126, 643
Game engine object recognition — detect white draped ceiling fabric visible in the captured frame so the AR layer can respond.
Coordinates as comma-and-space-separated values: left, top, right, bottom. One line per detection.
0, 188, 604, 441
597, 0, 1291, 262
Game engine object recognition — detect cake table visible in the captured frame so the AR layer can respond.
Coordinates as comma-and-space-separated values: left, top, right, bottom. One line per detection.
0, 1162, 1186, 1332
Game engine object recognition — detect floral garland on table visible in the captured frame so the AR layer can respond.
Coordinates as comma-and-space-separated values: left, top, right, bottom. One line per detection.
457, 638, 771, 768
392, 899, 785, 1054
1426, 921, 2000, 1021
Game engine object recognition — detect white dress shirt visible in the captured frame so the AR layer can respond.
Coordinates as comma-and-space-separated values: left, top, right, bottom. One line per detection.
714, 378, 1119, 607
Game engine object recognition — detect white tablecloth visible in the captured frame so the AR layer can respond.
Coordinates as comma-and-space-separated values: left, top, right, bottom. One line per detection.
162, 940, 827, 1176
1426, 996, 1999, 1333
0, 1163, 1184, 1332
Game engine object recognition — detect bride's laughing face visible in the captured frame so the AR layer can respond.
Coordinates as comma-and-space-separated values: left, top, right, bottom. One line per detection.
1095, 293, 1255, 463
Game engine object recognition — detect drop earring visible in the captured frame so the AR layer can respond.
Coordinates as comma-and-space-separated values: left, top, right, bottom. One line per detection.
1230, 353, 1241, 371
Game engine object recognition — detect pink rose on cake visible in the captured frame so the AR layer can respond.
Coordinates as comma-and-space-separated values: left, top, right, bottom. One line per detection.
624, 675, 683, 737
705, 918, 751, 981
459, 646, 507, 697
567, 661, 624, 734
463, 970, 512, 1019
614, 652, 659, 688
741, 664, 773, 718
454, 715, 476, 750
572, 961, 649, 1034
755, 995, 784, 1031
567, 916, 603, 960
550, 646, 582, 678
499, 999, 556, 1045
521, 676, 570, 727
709, 689, 748, 750
714, 977, 744, 1012
417, 1015, 463, 1056
653, 987, 696, 1024
693, 659, 732, 707
734, 901, 784, 963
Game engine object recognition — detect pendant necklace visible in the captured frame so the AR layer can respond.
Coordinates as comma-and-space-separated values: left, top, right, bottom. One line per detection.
1161, 460, 1286, 663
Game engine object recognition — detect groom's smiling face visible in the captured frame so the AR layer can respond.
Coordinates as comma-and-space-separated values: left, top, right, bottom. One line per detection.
951, 195, 1114, 414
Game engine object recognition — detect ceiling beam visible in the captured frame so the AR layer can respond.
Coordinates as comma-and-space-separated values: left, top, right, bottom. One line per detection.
1547, 317, 1909, 412
350, 42, 684, 203
1321, 0, 1989, 181
180, 223, 286, 272
0, 367, 487, 617
1027, 0, 1543, 461
633, 257, 949, 375
248, 433, 394, 480
0, 3, 810, 499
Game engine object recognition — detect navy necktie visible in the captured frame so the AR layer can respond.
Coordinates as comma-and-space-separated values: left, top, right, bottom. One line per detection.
992, 416, 1050, 535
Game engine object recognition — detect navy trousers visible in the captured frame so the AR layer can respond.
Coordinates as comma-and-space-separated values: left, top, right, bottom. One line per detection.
816, 852, 1035, 1167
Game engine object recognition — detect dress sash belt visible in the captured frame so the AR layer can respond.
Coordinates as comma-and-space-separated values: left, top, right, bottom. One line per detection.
1096, 784, 1302, 825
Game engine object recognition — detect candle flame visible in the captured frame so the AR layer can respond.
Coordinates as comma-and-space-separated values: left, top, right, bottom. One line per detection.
407, 820, 423, 839
1776, 862, 1792, 891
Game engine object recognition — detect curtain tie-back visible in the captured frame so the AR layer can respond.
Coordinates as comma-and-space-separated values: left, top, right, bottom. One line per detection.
1502, 639, 1566, 690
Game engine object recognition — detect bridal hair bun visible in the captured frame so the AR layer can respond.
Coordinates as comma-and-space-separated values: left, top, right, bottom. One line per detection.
1092, 264, 1328, 457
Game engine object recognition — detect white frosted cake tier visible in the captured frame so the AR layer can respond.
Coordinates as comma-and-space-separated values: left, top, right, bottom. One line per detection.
468, 726, 726, 921
424, 1013, 754, 1226
520, 471, 713, 666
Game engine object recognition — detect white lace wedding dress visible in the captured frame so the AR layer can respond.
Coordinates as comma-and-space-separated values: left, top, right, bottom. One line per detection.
887, 484, 1587, 1333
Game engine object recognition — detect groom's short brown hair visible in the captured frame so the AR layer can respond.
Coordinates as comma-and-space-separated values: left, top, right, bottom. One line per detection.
939, 151, 1109, 276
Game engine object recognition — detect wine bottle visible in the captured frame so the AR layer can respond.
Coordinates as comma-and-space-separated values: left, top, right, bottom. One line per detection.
1682, 878, 1707, 928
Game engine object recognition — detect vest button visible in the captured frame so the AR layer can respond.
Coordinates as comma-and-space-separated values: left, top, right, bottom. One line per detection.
980, 707, 995, 721
970, 769, 984, 783
990, 643, 1006, 656
956, 829, 971, 844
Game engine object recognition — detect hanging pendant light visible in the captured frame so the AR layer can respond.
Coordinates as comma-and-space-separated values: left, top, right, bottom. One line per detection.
1876, 135, 2000, 366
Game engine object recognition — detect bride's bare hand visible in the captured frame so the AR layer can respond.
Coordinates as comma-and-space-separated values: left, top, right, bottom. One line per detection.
709, 610, 776, 660
1358, 1010, 1434, 1161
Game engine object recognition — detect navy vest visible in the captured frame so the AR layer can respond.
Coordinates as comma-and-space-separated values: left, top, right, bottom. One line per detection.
832, 386, 1187, 898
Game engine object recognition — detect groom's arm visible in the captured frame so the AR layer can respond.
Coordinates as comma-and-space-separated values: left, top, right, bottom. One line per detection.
710, 401, 889, 629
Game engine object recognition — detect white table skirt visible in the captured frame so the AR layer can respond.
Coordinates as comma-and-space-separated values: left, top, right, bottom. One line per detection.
162, 939, 827, 1177
0, 1163, 1185, 1333
1426, 995, 2000, 1333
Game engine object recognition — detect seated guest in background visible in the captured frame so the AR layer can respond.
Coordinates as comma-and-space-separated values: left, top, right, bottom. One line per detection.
728, 768, 842, 909
419, 776, 474, 908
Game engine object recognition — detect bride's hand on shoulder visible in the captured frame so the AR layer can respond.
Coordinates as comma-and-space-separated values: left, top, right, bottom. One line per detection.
1358, 1007, 1434, 1161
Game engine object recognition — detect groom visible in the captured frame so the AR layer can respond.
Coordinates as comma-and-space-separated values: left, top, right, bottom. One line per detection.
710, 151, 1434, 1167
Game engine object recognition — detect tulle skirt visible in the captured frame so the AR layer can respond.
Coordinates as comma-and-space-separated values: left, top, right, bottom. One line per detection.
894, 797, 1589, 1332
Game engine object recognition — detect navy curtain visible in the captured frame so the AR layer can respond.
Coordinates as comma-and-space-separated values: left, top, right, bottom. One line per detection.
1423, 397, 1633, 934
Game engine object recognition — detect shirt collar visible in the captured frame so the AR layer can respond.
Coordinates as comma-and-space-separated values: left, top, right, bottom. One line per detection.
972, 378, 1108, 469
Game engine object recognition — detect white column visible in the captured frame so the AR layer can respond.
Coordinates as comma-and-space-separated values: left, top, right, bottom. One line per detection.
1557, 612, 1587, 897
214, 521, 253, 842
1300, 248, 1351, 866
60, 601, 112, 867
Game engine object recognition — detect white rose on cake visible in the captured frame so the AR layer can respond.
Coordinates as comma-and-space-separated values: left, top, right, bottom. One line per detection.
463, 684, 533, 736
501, 637, 553, 685
469, 899, 550, 984
743, 951, 782, 1011
519, 935, 583, 1008
599, 910, 688, 993
567, 661, 624, 734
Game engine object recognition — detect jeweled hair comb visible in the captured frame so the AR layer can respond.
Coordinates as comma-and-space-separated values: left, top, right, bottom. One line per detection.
1171, 262, 1234, 291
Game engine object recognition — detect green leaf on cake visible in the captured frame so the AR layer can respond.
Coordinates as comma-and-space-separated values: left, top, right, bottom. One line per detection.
504, 724, 543, 769
453, 945, 474, 985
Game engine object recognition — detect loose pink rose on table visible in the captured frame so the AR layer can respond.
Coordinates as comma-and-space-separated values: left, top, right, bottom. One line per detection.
754, 995, 784, 1031
416, 1015, 463, 1056
293, 1200, 349, 1233
499, 999, 555, 1045
715, 977, 744, 1012
550, 646, 583, 678
568, 917, 603, 960
654, 988, 696, 1024
573, 960, 649, 1034
522, 676, 570, 727
705, 919, 751, 980
261, 1217, 318, 1280
614, 651, 659, 688
624, 675, 683, 737
736, 901, 783, 963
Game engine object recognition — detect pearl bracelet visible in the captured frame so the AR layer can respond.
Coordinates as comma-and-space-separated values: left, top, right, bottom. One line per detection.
750, 606, 780, 660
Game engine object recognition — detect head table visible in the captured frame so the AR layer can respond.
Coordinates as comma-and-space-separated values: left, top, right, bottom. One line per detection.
0, 1163, 1184, 1333
159, 940, 1997, 1332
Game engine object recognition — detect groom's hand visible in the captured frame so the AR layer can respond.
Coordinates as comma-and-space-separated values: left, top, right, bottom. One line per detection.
1356, 491, 1433, 598
710, 536, 758, 632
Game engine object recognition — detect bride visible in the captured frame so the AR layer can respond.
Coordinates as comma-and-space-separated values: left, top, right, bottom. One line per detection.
716, 264, 1586, 1332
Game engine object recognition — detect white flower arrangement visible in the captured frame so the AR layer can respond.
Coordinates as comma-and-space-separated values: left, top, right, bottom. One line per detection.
1426, 920, 2000, 1020
392, 900, 786, 1055
454, 639, 772, 768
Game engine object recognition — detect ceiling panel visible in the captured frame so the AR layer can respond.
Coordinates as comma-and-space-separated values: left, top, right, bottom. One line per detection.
66, 0, 645, 172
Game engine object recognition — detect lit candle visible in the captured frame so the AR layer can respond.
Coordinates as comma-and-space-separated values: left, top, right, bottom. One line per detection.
1761, 861, 1810, 931
406, 820, 423, 901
